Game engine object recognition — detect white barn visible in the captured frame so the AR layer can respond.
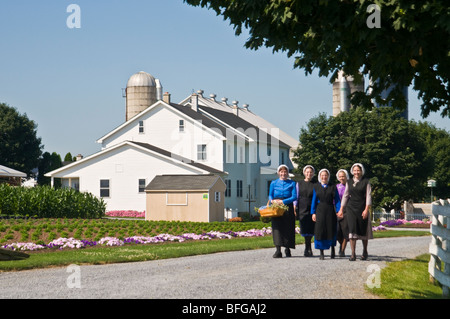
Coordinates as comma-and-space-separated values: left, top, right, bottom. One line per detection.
45, 71, 298, 216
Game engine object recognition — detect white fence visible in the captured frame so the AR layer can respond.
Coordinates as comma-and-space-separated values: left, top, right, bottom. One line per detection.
428, 199, 450, 298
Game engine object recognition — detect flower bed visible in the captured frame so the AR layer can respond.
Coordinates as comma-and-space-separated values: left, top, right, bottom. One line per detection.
3, 224, 389, 252
105, 210, 145, 218
380, 219, 431, 228
2, 228, 274, 251
372, 225, 387, 232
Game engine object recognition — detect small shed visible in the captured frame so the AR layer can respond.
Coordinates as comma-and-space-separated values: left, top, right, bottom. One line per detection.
145, 174, 226, 222
0, 165, 27, 186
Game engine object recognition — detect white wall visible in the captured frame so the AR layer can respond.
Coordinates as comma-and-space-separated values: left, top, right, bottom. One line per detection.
53, 143, 208, 212
101, 103, 225, 172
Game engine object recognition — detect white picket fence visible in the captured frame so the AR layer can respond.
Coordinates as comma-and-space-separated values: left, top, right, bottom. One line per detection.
428, 199, 450, 298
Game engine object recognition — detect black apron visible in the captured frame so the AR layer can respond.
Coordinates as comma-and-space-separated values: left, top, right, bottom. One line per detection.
271, 200, 296, 249
313, 183, 337, 242
346, 178, 369, 237
297, 180, 315, 236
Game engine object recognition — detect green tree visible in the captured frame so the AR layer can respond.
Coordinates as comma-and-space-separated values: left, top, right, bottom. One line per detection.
412, 121, 450, 200
37, 152, 62, 187
64, 152, 73, 162
0, 103, 43, 174
293, 108, 429, 210
185, 0, 450, 118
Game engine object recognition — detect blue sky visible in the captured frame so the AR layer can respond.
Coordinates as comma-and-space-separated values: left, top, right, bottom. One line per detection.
1, 1, 448, 158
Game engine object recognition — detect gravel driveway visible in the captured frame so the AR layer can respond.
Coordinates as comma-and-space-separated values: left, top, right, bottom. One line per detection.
0, 236, 430, 300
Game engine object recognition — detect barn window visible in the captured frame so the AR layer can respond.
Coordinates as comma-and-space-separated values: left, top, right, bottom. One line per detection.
224, 179, 231, 197
138, 179, 146, 193
100, 179, 110, 198
179, 119, 185, 132
197, 144, 207, 160
236, 180, 243, 197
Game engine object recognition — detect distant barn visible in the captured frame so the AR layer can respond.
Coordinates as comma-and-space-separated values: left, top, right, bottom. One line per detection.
0, 165, 27, 186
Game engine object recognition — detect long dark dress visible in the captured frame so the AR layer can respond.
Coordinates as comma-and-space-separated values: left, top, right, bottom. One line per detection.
336, 183, 348, 242
297, 180, 315, 237
311, 183, 341, 250
268, 179, 297, 249
346, 178, 370, 237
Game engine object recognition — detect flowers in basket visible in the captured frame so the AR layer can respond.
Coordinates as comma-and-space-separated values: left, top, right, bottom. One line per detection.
255, 201, 289, 218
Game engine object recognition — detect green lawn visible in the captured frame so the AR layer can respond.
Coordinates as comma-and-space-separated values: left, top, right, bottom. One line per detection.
366, 253, 445, 299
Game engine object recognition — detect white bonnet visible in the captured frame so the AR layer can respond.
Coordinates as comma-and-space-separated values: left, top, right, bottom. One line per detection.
351, 163, 365, 176
302, 165, 315, 176
336, 169, 349, 180
277, 164, 289, 173
318, 168, 330, 183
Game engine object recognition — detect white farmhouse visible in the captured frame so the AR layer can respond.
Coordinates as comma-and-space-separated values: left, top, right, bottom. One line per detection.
45, 71, 298, 217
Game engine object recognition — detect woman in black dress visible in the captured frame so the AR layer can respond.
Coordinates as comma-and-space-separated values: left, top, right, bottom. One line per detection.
311, 169, 341, 260
338, 163, 373, 261
296, 165, 316, 256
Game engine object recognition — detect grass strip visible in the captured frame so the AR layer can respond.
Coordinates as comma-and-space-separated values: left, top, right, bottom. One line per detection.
366, 253, 444, 299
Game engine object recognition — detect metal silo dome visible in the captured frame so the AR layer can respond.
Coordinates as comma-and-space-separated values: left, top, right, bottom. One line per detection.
127, 71, 157, 87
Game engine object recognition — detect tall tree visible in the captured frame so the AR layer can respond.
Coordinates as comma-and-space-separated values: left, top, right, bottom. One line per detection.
185, 0, 450, 118
37, 152, 62, 186
64, 152, 73, 162
412, 121, 450, 199
293, 108, 430, 210
0, 103, 43, 174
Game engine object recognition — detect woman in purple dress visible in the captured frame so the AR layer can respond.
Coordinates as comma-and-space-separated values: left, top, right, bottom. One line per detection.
336, 169, 349, 257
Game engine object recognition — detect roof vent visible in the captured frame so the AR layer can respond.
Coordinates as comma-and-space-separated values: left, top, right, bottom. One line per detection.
197, 89, 204, 97
209, 94, 216, 101
221, 97, 228, 105
232, 101, 239, 116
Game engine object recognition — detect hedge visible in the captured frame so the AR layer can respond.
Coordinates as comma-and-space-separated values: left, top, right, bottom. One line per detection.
0, 184, 105, 218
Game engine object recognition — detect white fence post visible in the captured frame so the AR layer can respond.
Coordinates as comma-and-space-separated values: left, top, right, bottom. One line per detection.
428, 199, 450, 298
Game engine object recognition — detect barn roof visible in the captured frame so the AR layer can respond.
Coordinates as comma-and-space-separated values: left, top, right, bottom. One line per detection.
146, 174, 224, 192
0, 165, 27, 178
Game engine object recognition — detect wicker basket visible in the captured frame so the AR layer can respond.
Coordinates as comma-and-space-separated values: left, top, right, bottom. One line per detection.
258, 202, 286, 218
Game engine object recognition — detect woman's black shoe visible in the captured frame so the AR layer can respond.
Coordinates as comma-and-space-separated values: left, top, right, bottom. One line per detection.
273, 246, 282, 258
361, 251, 368, 260
285, 248, 291, 257
319, 250, 324, 260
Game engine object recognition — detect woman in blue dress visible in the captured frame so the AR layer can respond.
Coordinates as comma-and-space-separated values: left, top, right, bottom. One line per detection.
311, 169, 341, 260
268, 165, 297, 258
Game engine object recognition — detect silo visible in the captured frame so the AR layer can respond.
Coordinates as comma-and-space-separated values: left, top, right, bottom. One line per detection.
332, 71, 364, 116
125, 71, 158, 121
371, 78, 408, 120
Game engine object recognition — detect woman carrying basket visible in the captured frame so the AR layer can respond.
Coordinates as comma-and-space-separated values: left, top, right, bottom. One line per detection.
268, 164, 297, 258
